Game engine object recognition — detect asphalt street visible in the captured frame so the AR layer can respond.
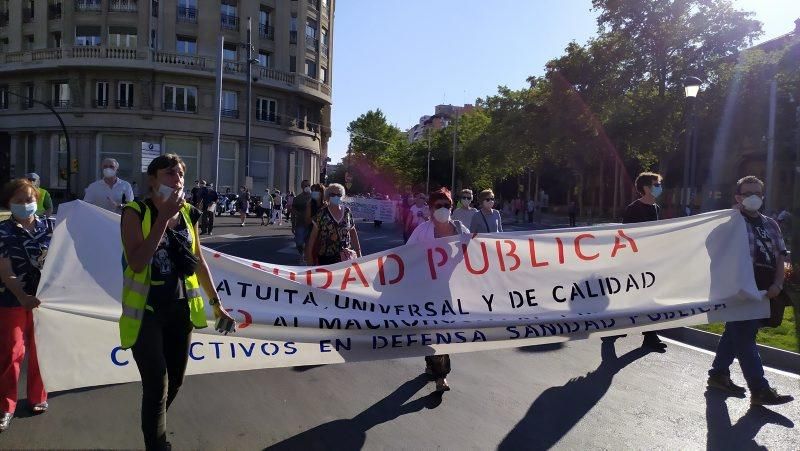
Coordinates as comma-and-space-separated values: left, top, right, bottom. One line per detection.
1, 214, 798, 450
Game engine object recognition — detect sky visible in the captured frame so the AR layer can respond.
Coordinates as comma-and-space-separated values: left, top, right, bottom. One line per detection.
327, 0, 800, 164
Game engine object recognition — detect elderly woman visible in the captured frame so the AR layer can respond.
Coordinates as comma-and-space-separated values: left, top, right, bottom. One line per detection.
0, 179, 52, 433
306, 183, 362, 266
470, 189, 503, 233
120, 154, 235, 450
407, 187, 470, 392
451, 188, 477, 226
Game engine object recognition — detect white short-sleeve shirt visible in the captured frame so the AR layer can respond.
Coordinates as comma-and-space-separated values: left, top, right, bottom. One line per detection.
83, 178, 135, 213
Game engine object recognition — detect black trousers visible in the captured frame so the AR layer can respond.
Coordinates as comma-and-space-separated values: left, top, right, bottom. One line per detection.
201, 210, 215, 233
131, 302, 193, 451
425, 355, 451, 378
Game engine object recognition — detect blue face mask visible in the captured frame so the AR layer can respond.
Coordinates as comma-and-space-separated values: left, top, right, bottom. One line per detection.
10, 202, 37, 220
329, 196, 341, 206
651, 186, 663, 198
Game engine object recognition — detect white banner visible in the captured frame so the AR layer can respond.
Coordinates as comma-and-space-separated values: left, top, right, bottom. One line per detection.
342, 196, 397, 222
36, 201, 766, 392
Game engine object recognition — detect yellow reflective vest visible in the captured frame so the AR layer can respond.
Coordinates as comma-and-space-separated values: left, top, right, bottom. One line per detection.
119, 201, 207, 349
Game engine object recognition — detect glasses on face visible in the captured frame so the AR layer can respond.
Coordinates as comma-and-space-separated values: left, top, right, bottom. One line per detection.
434, 203, 452, 209
461, 197, 473, 201
484, 198, 495, 202
652, 183, 662, 187
741, 192, 763, 197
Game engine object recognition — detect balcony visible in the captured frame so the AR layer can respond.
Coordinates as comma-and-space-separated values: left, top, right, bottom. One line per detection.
153, 50, 206, 68
221, 14, 238, 30
51, 100, 71, 108
48, 4, 63, 20
94, 99, 108, 108
307, 0, 318, 14
176, 6, 197, 23
223, 61, 242, 73
109, 0, 138, 12
259, 24, 274, 40
162, 102, 196, 113
305, 36, 318, 52
22, 8, 34, 23
116, 99, 134, 109
321, 42, 329, 57
75, 0, 102, 12
289, 31, 297, 44
221, 108, 239, 118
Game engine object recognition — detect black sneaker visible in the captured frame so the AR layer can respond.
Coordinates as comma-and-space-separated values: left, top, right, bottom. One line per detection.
751, 387, 794, 406
642, 335, 667, 352
707, 374, 746, 396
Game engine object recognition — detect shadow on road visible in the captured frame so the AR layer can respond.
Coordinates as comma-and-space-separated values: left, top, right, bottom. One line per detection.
264, 374, 441, 450
705, 389, 794, 450
291, 365, 324, 372
516, 343, 564, 353
498, 342, 649, 451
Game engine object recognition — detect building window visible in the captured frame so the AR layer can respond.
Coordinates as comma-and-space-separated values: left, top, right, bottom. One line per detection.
289, 56, 296, 73
51, 32, 62, 48
221, 90, 238, 118
289, 15, 297, 44
220, 1, 238, 30
321, 0, 329, 10
50, 134, 68, 189
296, 104, 306, 129
0, 86, 8, 110
108, 26, 137, 48
23, 0, 34, 22
258, 51, 270, 67
259, 8, 273, 39
320, 66, 327, 83
223, 43, 238, 70
305, 59, 316, 78
95, 81, 109, 107
164, 136, 200, 184
218, 141, 238, 191
75, 26, 102, 46
163, 84, 197, 113
52, 82, 70, 107
118, 81, 134, 108
109, 0, 138, 12
176, 36, 196, 54
250, 144, 274, 193
49, 2, 63, 20
305, 18, 318, 51
23, 84, 35, 109
177, 0, 197, 23
256, 97, 277, 123
321, 28, 329, 56
24, 35, 35, 51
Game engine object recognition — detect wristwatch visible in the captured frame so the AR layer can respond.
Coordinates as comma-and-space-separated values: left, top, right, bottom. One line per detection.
209, 297, 221, 306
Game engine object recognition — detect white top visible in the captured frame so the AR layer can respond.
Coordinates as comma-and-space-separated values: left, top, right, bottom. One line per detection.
83, 178, 134, 213
407, 219, 470, 245
408, 204, 430, 228
451, 207, 477, 226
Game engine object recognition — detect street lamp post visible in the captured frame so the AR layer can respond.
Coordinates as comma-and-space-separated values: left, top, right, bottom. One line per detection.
682, 76, 702, 212
6, 90, 72, 199
426, 131, 431, 194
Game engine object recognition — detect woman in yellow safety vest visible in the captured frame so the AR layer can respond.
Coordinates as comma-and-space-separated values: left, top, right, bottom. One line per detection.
120, 154, 235, 451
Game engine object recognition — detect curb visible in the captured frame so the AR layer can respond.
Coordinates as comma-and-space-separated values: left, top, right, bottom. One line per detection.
659, 327, 800, 374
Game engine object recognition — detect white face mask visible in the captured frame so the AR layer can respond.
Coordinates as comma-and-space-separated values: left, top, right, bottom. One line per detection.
158, 184, 182, 200
461, 199, 472, 208
303, 187, 311, 193
102, 168, 117, 178
741, 195, 763, 212
433, 207, 451, 223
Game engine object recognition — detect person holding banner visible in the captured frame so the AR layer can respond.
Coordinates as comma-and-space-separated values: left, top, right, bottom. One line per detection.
707, 176, 794, 406
0, 179, 52, 433
306, 183, 362, 266
407, 187, 471, 392
470, 189, 503, 233
120, 154, 236, 450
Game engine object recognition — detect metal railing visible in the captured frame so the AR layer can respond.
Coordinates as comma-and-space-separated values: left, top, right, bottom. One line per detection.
48, 3, 63, 19
75, 0, 102, 12
221, 14, 239, 30
321, 42, 329, 56
221, 108, 239, 118
305, 36, 318, 51
223, 61, 243, 73
116, 99, 134, 109
256, 112, 279, 123
289, 30, 297, 44
109, 0, 138, 12
259, 24, 274, 40
176, 6, 197, 23
162, 102, 196, 113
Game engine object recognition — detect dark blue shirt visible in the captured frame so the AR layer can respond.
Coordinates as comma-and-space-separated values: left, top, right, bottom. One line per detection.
0, 216, 54, 308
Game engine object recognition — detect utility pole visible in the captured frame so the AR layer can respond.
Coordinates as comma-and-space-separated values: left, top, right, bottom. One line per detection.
426, 131, 431, 194
245, 17, 253, 179
451, 113, 458, 191
682, 99, 694, 209
212, 35, 224, 188
766, 79, 777, 211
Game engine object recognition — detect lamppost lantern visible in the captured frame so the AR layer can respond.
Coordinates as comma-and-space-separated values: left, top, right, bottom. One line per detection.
684, 76, 703, 98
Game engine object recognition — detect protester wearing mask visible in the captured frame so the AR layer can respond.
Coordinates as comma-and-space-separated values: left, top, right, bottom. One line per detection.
452, 189, 478, 226
25, 173, 53, 217
0, 179, 53, 432
602, 172, 667, 353
470, 189, 503, 233
407, 188, 470, 392
120, 154, 236, 450
706, 175, 794, 406
404, 193, 429, 243
84, 158, 134, 213
236, 186, 250, 227
306, 183, 361, 266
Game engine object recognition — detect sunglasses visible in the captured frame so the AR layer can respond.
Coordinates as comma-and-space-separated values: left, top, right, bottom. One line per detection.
461, 197, 473, 200
484, 198, 495, 202
434, 203, 452, 209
